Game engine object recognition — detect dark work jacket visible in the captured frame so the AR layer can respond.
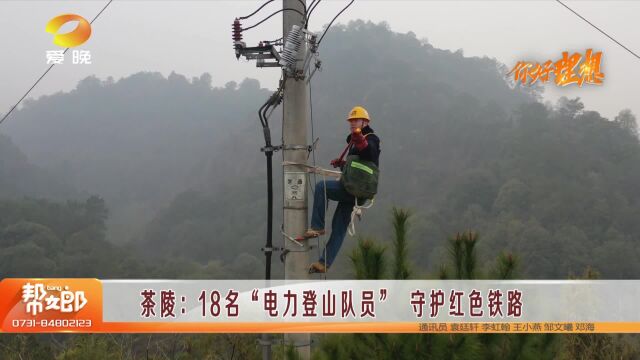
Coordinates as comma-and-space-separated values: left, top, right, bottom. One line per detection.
345, 125, 381, 167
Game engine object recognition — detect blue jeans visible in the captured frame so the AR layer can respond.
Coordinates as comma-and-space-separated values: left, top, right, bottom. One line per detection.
310, 180, 355, 267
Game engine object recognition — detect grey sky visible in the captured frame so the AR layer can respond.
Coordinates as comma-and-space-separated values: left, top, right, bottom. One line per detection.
1, 1, 639, 121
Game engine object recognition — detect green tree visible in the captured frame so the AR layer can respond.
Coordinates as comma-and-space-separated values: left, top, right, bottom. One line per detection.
447, 231, 479, 279
0, 242, 57, 277
556, 96, 584, 119
491, 251, 518, 280
391, 207, 412, 279
614, 108, 638, 137
55, 335, 120, 360
349, 238, 387, 280
0, 334, 55, 360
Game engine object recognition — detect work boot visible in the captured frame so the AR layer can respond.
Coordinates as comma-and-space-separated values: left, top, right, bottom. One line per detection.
302, 229, 325, 239
309, 261, 328, 274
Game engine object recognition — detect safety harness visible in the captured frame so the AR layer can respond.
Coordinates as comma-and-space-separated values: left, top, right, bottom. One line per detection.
336, 133, 379, 236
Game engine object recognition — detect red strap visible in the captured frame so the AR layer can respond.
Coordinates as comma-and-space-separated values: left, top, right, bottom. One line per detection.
337, 133, 371, 162
337, 142, 351, 163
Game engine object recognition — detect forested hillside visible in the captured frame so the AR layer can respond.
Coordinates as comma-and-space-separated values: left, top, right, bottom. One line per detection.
0, 135, 74, 200
1, 21, 638, 281
2, 19, 640, 360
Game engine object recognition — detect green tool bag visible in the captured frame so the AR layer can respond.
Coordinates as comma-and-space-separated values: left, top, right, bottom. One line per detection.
341, 154, 379, 199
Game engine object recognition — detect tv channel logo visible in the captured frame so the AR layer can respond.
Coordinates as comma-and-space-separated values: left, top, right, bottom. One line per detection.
45, 14, 93, 65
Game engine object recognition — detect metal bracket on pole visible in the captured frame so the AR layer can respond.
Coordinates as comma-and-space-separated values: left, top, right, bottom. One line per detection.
263, 245, 314, 253
261, 144, 312, 153
283, 144, 312, 151
261, 246, 285, 253
260, 145, 282, 153
280, 249, 289, 262
236, 43, 282, 68
279, 245, 316, 263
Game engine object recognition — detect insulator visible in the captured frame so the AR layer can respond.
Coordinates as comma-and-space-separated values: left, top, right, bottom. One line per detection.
232, 19, 243, 44
279, 24, 303, 74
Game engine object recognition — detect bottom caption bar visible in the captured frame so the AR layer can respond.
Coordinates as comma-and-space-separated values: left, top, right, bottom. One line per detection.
2, 279, 640, 333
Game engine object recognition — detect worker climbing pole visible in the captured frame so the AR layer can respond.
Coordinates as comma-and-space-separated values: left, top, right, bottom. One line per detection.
303, 106, 381, 274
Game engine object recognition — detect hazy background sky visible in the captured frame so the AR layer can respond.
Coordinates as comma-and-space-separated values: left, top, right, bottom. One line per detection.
1, 1, 638, 121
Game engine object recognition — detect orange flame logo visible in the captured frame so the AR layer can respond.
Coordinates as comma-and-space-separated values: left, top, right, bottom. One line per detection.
46, 14, 92, 48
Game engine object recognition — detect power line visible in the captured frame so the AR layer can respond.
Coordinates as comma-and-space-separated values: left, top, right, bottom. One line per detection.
296, 0, 308, 14
238, 0, 307, 22
0, 58, 62, 126
308, 67, 317, 189
89, 0, 114, 25
239, 0, 275, 20
317, 0, 354, 46
264, 37, 283, 45
305, 0, 321, 28
307, 0, 320, 16
555, 0, 640, 61
242, 8, 306, 32
0, 0, 114, 127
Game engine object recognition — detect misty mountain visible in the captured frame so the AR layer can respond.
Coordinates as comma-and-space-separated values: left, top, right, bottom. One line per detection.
0, 134, 74, 199
4, 72, 270, 242
2, 21, 639, 278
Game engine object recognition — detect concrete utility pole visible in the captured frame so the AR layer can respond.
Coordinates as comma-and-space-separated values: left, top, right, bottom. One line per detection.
282, 0, 311, 359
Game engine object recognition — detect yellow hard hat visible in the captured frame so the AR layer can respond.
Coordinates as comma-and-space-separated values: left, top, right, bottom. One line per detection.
347, 106, 370, 122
